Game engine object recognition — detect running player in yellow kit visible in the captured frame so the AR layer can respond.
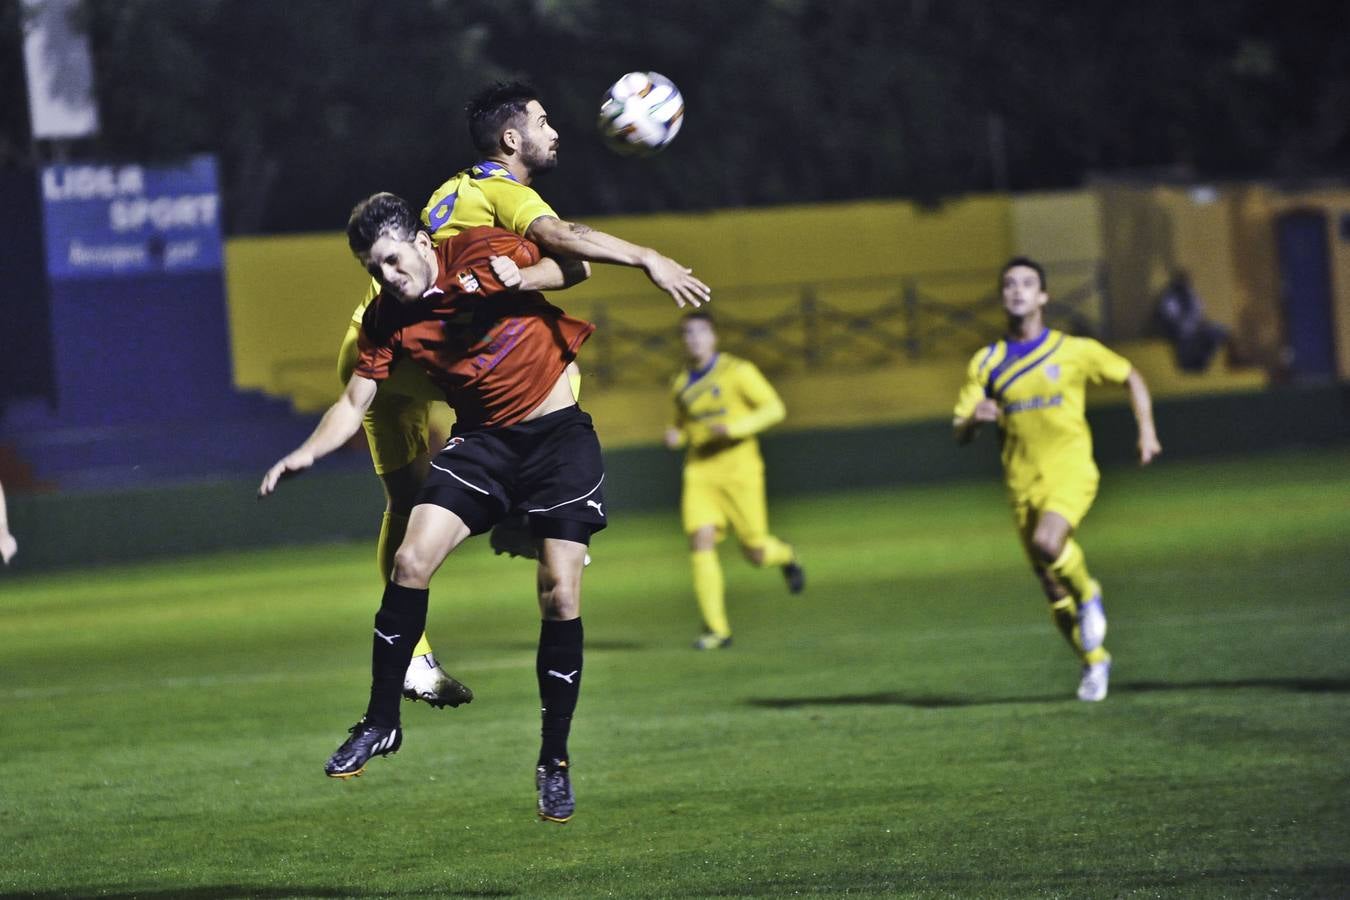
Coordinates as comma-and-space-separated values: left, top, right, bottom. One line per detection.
338, 82, 709, 706
665, 312, 804, 649
954, 257, 1161, 701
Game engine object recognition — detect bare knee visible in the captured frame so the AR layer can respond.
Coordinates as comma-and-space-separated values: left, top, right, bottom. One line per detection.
1031, 535, 1063, 565
391, 543, 436, 589
538, 577, 581, 620
537, 540, 587, 619
1030, 512, 1071, 565
688, 526, 717, 553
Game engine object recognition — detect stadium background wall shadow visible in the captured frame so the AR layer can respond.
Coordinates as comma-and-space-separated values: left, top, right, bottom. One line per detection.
6, 383, 1347, 571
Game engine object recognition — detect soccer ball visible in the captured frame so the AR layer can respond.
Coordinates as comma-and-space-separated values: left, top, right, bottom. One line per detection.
598, 72, 684, 156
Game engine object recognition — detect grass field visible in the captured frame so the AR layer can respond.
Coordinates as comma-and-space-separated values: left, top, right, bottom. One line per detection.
2, 448, 1348, 899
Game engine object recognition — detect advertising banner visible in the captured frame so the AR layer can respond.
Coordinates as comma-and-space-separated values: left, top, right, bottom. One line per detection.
40, 155, 224, 280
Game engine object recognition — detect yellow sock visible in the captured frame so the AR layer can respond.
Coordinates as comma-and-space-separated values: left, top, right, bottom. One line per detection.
381, 511, 434, 658
1083, 646, 1110, 665
749, 536, 795, 568
377, 511, 408, 581
691, 549, 730, 637
1048, 595, 1110, 664
1049, 539, 1094, 603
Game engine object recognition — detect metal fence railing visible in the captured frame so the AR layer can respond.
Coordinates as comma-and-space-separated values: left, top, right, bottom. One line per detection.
584, 260, 1109, 386
272, 261, 1110, 395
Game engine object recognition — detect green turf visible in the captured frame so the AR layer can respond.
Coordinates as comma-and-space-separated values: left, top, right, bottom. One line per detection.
2, 448, 1348, 898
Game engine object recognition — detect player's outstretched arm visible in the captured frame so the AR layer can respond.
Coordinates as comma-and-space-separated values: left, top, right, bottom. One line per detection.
258, 375, 378, 497
526, 216, 710, 308
1125, 369, 1161, 464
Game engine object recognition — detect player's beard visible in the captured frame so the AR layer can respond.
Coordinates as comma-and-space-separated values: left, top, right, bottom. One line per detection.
522, 137, 558, 176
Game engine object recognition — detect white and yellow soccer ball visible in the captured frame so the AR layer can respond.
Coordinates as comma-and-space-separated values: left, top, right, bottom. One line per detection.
598, 71, 684, 156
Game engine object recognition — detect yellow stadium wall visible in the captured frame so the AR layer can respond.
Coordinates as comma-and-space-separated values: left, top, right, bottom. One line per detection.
224, 185, 1310, 447
574, 338, 1264, 450
224, 232, 368, 407
556, 196, 1013, 311
224, 196, 1018, 415
1010, 191, 1103, 263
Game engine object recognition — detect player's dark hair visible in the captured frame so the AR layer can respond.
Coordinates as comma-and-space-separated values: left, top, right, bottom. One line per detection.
466, 81, 542, 154
346, 192, 425, 255
1001, 256, 1047, 292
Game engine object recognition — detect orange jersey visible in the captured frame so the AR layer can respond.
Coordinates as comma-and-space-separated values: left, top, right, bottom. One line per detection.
355, 227, 594, 430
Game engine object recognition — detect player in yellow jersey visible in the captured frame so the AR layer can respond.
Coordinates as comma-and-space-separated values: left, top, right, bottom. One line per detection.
665, 312, 804, 649
336, 82, 710, 706
954, 257, 1161, 701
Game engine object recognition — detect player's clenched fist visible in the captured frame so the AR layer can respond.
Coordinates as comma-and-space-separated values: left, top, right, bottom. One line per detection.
972, 398, 1000, 422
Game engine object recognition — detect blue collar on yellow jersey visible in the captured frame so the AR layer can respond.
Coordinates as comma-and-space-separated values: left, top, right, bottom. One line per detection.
984, 328, 1066, 401
470, 160, 521, 182
427, 162, 524, 232
686, 353, 720, 386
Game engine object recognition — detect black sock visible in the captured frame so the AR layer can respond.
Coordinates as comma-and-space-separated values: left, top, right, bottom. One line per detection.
363, 582, 428, 728
537, 617, 583, 765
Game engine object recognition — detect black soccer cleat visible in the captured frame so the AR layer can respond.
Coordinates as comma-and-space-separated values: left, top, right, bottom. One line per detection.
324, 719, 402, 779
783, 561, 806, 594
535, 758, 575, 823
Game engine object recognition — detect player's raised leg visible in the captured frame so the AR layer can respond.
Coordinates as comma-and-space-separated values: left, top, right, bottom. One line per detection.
729, 478, 805, 595
325, 504, 472, 778
382, 465, 475, 709
343, 323, 474, 709
534, 536, 588, 822
740, 536, 804, 594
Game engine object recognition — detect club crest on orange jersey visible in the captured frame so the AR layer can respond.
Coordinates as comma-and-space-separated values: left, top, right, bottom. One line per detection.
457, 270, 480, 292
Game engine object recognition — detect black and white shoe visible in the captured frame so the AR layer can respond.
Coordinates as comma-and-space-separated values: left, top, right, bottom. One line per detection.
782, 561, 806, 594
403, 653, 474, 709
536, 758, 575, 823
324, 719, 402, 779
1077, 656, 1112, 702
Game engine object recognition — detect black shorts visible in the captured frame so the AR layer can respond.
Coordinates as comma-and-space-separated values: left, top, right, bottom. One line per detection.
417, 406, 607, 544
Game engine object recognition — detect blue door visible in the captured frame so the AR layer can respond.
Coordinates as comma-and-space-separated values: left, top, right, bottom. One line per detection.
1276, 211, 1337, 377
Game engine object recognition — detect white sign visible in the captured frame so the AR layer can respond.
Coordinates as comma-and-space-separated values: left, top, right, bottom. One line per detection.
22, 0, 100, 140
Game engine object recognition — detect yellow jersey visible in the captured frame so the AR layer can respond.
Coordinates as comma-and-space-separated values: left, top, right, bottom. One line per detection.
670, 353, 785, 466
421, 160, 557, 240
350, 162, 558, 326
954, 328, 1132, 494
